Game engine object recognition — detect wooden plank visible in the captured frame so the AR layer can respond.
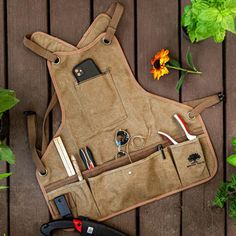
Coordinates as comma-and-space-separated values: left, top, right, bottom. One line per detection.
93, 1, 137, 235
50, 1, 91, 235
181, 1, 225, 235
50, 0, 91, 48
7, 0, 49, 235
225, 33, 236, 236
137, 1, 181, 235
0, 0, 8, 235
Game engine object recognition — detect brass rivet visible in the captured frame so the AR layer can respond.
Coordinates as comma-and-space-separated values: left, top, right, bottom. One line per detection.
128, 171, 132, 175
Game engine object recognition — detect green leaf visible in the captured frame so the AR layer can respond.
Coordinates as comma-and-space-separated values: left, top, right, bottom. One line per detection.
0, 143, 15, 164
0, 172, 11, 180
227, 154, 236, 167
0, 94, 19, 114
213, 28, 226, 42
232, 137, 236, 151
222, 15, 236, 33
0, 88, 16, 96
168, 59, 180, 67
186, 48, 197, 71
198, 8, 220, 22
225, 0, 236, 16
175, 72, 187, 93
0, 186, 8, 190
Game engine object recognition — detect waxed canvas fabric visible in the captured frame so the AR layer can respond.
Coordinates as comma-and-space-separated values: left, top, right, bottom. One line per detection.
26, 5, 218, 221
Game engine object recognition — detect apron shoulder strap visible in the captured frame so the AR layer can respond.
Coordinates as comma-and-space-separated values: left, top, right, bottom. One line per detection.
103, 2, 124, 44
23, 34, 58, 62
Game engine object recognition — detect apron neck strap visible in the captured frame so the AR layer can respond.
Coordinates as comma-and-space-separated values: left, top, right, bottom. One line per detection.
23, 34, 58, 62
103, 2, 124, 45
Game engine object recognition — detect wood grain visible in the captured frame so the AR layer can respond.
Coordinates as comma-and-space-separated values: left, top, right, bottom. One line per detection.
225, 32, 236, 236
50, 1, 91, 235
137, 1, 181, 235
7, 0, 49, 235
0, 0, 8, 235
93, 1, 137, 235
181, 1, 225, 235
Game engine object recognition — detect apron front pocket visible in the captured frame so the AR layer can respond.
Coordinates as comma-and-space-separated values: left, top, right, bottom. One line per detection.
75, 71, 127, 131
88, 150, 181, 217
169, 138, 210, 187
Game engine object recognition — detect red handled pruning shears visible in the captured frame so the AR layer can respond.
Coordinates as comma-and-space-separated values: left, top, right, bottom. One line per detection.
40, 217, 127, 236
158, 113, 196, 144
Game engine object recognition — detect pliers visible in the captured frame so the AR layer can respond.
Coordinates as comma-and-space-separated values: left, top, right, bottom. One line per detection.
158, 113, 196, 145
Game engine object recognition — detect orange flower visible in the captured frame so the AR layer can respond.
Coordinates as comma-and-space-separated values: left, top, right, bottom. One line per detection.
151, 49, 170, 80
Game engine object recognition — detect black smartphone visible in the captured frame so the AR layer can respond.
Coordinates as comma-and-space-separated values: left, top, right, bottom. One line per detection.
72, 58, 101, 83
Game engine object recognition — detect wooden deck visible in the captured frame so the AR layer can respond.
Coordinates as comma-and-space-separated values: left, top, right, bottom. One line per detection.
0, 0, 235, 235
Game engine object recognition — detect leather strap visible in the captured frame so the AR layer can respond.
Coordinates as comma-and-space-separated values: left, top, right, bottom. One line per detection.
184, 93, 224, 119
25, 112, 47, 175
104, 2, 124, 43
42, 93, 58, 154
23, 34, 58, 62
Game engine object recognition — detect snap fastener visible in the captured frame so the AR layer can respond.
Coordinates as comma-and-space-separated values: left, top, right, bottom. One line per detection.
128, 171, 132, 175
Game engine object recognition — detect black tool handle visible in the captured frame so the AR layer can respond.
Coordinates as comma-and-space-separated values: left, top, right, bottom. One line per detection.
40, 220, 75, 236
40, 218, 128, 236
81, 220, 127, 236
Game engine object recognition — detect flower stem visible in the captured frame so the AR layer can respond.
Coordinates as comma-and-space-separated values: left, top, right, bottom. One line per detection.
166, 65, 202, 74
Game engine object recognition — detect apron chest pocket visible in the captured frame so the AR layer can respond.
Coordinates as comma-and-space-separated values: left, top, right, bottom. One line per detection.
169, 138, 210, 187
75, 71, 127, 131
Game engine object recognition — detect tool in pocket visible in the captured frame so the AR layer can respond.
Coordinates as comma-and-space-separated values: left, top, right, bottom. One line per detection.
79, 147, 96, 170
158, 113, 197, 144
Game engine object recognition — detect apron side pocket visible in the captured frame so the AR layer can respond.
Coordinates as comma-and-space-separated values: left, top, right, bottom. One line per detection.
47, 180, 101, 220
169, 138, 210, 187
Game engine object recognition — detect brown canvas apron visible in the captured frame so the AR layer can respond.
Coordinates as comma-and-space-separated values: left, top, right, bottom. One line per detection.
23, 2, 222, 221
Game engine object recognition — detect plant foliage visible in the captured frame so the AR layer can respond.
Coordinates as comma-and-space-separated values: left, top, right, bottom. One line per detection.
227, 137, 236, 166
182, 0, 236, 43
0, 88, 19, 190
213, 175, 236, 219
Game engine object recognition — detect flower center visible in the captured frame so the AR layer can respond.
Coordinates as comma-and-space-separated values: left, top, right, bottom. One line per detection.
154, 60, 161, 69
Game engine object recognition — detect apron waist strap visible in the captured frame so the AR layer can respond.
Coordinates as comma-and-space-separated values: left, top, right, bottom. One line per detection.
24, 111, 47, 175
184, 92, 224, 119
